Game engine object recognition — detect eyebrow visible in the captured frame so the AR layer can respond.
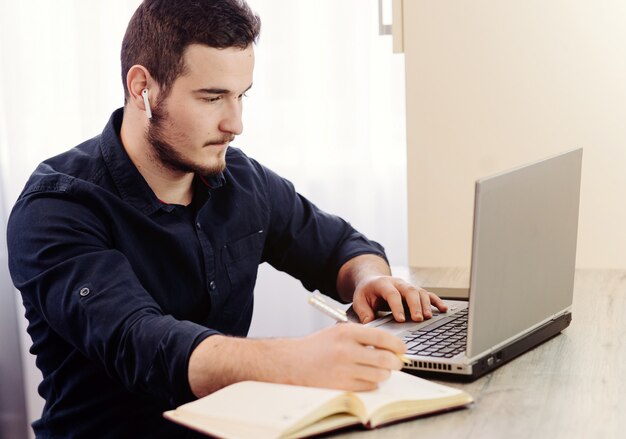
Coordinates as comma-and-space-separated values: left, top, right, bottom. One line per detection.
194, 83, 253, 95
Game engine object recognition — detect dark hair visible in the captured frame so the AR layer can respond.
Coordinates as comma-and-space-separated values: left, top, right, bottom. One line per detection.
121, 0, 260, 103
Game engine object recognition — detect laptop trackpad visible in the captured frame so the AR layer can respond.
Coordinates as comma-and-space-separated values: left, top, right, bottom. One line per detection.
360, 300, 469, 336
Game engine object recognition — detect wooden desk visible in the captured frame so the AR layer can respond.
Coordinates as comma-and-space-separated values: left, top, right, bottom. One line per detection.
332, 268, 626, 439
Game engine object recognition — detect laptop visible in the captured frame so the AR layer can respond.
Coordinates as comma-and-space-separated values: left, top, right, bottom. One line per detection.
360, 148, 583, 380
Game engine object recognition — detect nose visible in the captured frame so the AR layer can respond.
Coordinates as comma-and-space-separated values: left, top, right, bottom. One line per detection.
219, 100, 243, 136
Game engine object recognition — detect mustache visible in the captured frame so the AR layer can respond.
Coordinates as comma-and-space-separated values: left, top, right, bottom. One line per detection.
205, 136, 235, 146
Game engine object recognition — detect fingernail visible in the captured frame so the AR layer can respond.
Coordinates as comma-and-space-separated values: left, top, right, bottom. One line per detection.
398, 312, 405, 322
362, 315, 371, 324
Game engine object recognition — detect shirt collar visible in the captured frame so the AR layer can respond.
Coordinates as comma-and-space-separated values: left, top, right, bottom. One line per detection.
99, 108, 226, 215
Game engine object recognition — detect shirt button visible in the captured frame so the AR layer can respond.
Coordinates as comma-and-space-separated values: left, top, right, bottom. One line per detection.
196, 222, 202, 230
209, 281, 216, 291
79, 287, 90, 297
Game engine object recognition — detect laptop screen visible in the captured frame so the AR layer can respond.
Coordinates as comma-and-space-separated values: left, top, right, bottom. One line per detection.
466, 149, 582, 358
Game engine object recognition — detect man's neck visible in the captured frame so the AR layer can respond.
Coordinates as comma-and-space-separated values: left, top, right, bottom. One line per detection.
120, 109, 194, 206
135, 164, 195, 206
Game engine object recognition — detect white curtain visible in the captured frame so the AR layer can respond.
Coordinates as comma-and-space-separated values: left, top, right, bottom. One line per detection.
0, 1, 145, 432
1, 0, 407, 431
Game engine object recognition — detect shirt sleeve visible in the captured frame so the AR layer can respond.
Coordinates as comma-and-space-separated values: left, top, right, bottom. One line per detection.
255, 162, 388, 302
7, 188, 215, 406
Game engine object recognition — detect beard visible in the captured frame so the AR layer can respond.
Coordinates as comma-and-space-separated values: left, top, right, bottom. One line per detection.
146, 104, 233, 177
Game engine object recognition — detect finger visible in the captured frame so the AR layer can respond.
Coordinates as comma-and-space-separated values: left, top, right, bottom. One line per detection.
379, 285, 406, 322
351, 296, 376, 324
351, 325, 406, 355
398, 283, 425, 322
353, 345, 403, 371
350, 363, 393, 386
428, 291, 449, 312
419, 289, 434, 319
341, 378, 380, 392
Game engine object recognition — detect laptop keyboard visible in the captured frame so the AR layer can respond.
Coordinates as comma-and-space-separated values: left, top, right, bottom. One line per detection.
402, 308, 468, 358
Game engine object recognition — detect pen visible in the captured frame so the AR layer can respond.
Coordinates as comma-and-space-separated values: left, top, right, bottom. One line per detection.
308, 294, 349, 322
308, 295, 411, 366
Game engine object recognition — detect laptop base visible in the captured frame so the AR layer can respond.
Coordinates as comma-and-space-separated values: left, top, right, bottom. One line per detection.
403, 312, 572, 382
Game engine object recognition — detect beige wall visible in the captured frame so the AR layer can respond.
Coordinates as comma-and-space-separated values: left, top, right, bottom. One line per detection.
402, 0, 626, 269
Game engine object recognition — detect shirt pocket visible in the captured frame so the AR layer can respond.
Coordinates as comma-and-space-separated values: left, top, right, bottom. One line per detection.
223, 229, 265, 265
220, 229, 265, 327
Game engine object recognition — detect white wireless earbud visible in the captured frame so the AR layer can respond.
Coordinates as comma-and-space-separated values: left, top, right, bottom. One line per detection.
142, 88, 152, 119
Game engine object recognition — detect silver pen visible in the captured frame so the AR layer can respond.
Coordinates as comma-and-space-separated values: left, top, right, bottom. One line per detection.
308, 294, 349, 322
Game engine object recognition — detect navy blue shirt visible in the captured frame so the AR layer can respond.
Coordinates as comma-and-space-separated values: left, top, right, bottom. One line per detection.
6, 108, 386, 438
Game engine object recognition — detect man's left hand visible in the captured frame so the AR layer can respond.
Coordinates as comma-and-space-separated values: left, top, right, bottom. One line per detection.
352, 275, 448, 324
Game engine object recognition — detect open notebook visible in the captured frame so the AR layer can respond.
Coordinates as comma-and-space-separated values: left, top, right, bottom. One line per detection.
164, 370, 472, 438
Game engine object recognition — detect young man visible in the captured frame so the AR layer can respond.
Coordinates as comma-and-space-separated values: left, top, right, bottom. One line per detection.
7, 0, 446, 437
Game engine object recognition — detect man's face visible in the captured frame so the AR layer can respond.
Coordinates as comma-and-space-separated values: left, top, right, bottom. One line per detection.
147, 44, 254, 176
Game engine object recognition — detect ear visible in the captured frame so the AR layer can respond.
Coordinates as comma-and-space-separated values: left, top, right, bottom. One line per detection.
126, 65, 157, 115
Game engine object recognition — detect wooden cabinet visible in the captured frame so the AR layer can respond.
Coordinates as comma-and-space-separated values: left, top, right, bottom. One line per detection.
391, 0, 626, 269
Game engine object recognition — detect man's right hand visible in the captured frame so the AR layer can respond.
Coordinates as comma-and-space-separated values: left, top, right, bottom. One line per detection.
289, 323, 406, 391
188, 323, 406, 397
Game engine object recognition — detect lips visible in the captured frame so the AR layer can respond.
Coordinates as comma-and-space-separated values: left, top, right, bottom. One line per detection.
206, 136, 235, 147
